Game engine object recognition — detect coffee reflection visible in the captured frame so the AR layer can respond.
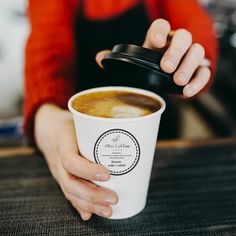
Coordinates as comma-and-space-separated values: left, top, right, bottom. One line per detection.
72, 91, 162, 118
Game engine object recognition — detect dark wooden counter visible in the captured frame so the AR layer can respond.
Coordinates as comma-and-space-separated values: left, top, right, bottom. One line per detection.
0, 137, 236, 235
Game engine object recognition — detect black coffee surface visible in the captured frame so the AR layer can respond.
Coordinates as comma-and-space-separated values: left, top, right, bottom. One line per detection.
72, 91, 161, 118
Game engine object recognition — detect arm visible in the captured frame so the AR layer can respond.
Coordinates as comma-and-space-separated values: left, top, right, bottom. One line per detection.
24, 0, 118, 221
24, 0, 77, 141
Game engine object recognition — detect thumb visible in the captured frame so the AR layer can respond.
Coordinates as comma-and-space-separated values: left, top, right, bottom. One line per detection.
95, 50, 111, 68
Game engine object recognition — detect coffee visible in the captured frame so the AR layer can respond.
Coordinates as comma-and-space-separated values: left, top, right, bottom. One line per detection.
72, 91, 162, 118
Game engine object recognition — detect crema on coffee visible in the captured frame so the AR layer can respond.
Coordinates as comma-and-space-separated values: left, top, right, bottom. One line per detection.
72, 91, 161, 118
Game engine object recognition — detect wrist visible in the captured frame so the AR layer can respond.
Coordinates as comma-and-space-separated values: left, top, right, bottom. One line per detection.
34, 104, 66, 151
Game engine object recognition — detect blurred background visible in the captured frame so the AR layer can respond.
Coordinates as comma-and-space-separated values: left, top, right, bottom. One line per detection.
0, 0, 28, 145
180, 0, 236, 138
0, 0, 236, 145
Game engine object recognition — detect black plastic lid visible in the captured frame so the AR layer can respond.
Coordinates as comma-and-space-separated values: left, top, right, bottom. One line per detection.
101, 44, 182, 94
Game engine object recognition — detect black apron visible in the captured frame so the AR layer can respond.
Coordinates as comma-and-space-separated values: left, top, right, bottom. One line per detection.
74, 0, 150, 91
73, 1, 180, 138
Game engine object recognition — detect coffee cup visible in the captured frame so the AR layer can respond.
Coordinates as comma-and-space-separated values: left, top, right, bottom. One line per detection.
68, 86, 165, 219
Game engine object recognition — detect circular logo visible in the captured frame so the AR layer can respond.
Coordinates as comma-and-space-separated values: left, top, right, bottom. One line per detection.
94, 129, 140, 176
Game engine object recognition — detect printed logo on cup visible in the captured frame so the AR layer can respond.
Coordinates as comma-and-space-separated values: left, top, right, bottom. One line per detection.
94, 129, 140, 175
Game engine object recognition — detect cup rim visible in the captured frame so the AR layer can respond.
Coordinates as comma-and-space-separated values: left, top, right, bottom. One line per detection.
68, 86, 166, 123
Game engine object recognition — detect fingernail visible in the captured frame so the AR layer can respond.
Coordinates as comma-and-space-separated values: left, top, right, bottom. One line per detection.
105, 197, 117, 205
155, 34, 165, 46
164, 59, 175, 71
185, 85, 195, 97
177, 72, 187, 84
96, 173, 109, 181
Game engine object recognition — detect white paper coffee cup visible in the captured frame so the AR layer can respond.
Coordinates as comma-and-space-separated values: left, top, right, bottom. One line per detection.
68, 86, 165, 219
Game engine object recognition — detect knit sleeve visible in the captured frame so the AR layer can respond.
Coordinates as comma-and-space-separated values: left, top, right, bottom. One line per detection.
23, 0, 79, 142
161, 0, 218, 91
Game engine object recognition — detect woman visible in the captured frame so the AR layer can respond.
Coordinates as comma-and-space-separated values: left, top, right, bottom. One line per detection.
24, 0, 217, 220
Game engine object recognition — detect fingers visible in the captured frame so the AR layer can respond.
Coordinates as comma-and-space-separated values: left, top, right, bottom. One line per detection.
80, 210, 92, 221
160, 29, 192, 73
96, 50, 111, 68
143, 18, 171, 48
95, 19, 210, 98
61, 153, 110, 182
95, 19, 210, 99
71, 201, 92, 221
60, 173, 118, 220
70, 194, 113, 219
56, 117, 111, 182
62, 174, 119, 206
71, 202, 92, 221
173, 43, 205, 86
63, 188, 92, 221
183, 66, 211, 97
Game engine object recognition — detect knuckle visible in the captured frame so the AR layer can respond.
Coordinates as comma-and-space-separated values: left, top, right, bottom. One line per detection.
83, 201, 95, 213
172, 46, 186, 56
61, 156, 71, 171
61, 154, 77, 172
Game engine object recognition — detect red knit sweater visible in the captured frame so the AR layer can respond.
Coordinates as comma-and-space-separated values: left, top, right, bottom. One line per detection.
24, 0, 218, 141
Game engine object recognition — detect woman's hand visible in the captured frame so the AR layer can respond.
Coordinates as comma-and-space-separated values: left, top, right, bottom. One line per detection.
96, 19, 211, 97
34, 104, 119, 221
